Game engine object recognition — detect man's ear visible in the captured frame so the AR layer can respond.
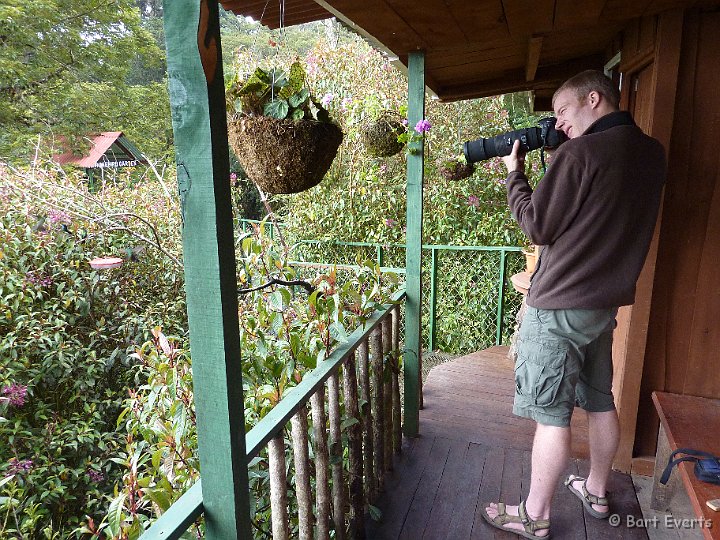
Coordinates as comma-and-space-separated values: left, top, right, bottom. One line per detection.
588, 90, 602, 109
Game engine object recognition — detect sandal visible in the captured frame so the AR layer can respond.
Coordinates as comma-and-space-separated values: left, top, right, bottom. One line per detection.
564, 474, 610, 519
481, 499, 551, 539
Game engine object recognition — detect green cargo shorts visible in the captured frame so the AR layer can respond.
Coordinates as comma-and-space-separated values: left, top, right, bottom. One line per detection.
513, 305, 618, 427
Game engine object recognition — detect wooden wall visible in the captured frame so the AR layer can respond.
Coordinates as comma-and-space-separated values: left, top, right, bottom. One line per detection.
635, 7, 720, 457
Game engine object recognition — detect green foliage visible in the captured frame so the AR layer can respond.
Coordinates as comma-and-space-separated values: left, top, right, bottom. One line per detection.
226, 62, 331, 122
94, 223, 400, 538
0, 163, 186, 538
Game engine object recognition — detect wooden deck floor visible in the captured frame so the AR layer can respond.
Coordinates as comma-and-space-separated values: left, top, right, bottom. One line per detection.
366, 346, 648, 539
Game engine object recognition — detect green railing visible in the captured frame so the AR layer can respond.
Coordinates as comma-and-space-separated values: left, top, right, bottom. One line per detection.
239, 219, 525, 354
142, 291, 406, 539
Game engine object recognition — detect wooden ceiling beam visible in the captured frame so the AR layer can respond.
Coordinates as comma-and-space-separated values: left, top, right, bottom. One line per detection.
501, 0, 555, 39
437, 52, 604, 101
525, 36, 543, 81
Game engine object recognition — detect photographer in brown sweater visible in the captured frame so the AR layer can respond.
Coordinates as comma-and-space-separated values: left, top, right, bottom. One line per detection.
482, 70, 667, 539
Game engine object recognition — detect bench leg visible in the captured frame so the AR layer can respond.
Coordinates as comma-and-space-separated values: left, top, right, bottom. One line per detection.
651, 423, 679, 511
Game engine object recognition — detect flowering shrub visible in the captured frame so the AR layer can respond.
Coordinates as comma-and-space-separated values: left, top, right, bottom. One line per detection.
0, 163, 186, 537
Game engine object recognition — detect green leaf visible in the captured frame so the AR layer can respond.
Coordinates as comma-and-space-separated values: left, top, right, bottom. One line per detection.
340, 417, 359, 431
264, 99, 289, 119
288, 87, 309, 108
291, 108, 305, 121
368, 504, 383, 521
107, 492, 127, 536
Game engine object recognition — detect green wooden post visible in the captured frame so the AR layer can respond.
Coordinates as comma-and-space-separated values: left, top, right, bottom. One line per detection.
162, 2, 251, 538
428, 247, 439, 352
404, 50, 425, 437
495, 249, 508, 346
376, 244, 384, 267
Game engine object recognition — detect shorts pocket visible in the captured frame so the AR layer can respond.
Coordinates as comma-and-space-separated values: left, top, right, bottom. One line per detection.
515, 336, 568, 407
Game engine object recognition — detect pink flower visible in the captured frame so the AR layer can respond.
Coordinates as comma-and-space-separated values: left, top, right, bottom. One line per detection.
2, 384, 28, 407
7, 458, 33, 475
341, 97, 352, 111
468, 195, 480, 207
230, 172, 237, 181
47, 209, 71, 225
385, 218, 397, 228
379, 164, 387, 174
87, 468, 105, 483
414, 119, 431, 133
321, 93, 334, 107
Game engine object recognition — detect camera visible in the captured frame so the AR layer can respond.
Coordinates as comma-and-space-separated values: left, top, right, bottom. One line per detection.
463, 117, 567, 163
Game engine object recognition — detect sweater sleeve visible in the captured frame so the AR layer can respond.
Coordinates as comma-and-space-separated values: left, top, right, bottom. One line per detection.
506, 149, 587, 246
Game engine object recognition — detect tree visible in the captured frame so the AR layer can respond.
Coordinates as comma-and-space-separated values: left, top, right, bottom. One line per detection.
0, 1, 164, 159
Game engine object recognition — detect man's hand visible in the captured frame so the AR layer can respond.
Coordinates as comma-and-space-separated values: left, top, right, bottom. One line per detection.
501, 139, 527, 174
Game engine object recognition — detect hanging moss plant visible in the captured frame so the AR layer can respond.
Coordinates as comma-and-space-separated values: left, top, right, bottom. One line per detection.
226, 62, 343, 195
360, 111, 406, 157
437, 157, 475, 181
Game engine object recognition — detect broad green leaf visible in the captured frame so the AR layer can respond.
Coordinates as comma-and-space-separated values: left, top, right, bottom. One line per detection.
264, 99, 289, 119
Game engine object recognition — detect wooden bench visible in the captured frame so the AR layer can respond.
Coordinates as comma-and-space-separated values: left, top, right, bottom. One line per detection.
651, 391, 720, 540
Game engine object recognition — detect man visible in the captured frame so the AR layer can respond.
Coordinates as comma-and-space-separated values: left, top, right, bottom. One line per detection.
482, 70, 667, 539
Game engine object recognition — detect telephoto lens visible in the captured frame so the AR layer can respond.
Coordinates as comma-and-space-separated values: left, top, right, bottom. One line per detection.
463, 117, 566, 164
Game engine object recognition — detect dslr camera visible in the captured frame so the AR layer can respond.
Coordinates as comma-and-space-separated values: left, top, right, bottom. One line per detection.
463, 117, 567, 163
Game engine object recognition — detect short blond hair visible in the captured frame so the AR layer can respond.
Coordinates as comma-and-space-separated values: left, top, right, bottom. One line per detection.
553, 70, 620, 109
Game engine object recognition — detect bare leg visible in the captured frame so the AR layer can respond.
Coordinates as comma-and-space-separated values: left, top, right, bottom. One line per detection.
567, 409, 618, 514
484, 423, 570, 536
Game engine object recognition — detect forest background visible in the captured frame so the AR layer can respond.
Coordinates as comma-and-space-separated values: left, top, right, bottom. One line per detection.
0, 1, 548, 537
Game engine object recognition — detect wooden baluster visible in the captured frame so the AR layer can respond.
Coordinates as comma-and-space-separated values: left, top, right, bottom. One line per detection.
357, 339, 375, 501
290, 405, 313, 540
268, 433, 290, 540
370, 326, 385, 491
392, 305, 402, 454
311, 389, 331, 540
343, 352, 365, 539
382, 314, 393, 471
328, 372, 345, 540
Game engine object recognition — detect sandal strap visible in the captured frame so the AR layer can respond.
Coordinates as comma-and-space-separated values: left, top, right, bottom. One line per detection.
581, 481, 608, 506
518, 500, 551, 533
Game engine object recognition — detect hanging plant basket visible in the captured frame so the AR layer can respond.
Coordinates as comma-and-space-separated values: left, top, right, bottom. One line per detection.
360, 111, 405, 158
438, 158, 475, 181
229, 117, 343, 195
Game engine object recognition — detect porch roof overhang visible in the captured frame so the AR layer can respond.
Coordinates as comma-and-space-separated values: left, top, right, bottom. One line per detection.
220, 0, 717, 108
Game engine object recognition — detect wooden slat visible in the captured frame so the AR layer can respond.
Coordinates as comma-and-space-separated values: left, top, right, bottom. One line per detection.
342, 353, 365, 539
358, 339, 375, 502
268, 434, 290, 540
525, 36, 543, 82
382, 316, 393, 471
371, 327, 386, 491
290, 406, 313, 540
311, 390, 331, 540
328, 373, 346, 540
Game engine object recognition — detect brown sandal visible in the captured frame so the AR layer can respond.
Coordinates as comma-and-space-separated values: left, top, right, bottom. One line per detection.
481, 500, 551, 539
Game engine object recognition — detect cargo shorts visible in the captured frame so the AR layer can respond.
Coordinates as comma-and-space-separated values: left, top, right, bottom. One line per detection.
512, 305, 618, 427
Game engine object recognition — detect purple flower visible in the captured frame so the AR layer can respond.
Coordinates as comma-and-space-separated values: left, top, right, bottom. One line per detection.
385, 218, 397, 228
341, 97, 352, 111
414, 119, 432, 134
87, 468, 105, 483
2, 384, 28, 407
401, 119, 409, 127
24, 271, 52, 288
467, 195, 480, 207
7, 458, 33, 475
230, 172, 237, 181
47, 209, 71, 225
378, 164, 387, 174
321, 93, 334, 107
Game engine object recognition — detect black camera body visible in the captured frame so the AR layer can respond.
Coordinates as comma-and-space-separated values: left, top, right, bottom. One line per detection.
463, 117, 567, 164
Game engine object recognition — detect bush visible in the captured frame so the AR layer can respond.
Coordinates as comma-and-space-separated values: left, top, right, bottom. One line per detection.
0, 163, 186, 537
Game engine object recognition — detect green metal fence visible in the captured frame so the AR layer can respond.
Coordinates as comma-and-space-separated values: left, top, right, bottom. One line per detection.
239, 219, 526, 355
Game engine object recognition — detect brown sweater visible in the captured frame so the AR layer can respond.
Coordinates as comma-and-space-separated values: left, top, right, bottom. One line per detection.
506, 111, 667, 309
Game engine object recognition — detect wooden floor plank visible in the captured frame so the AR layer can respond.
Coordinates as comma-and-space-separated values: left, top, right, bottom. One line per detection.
398, 437, 453, 539
445, 443, 490, 539
471, 446, 506, 540
420, 440, 471, 539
